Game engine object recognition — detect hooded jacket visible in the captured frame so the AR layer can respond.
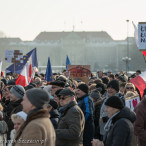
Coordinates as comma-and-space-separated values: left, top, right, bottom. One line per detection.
103, 107, 136, 146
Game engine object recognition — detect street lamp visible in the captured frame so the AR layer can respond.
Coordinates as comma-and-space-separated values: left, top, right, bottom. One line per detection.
122, 56, 131, 74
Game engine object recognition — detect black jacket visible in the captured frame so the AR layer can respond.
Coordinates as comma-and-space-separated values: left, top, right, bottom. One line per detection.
50, 108, 59, 129
103, 107, 136, 146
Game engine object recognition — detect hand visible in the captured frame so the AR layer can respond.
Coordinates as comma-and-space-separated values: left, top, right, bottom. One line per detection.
91, 139, 104, 146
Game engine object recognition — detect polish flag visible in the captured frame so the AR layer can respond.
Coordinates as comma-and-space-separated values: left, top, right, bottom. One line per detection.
16, 55, 34, 87
130, 71, 146, 98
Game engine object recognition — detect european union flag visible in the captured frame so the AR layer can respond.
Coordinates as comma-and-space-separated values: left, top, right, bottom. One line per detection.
6, 48, 38, 74
66, 55, 71, 70
45, 57, 53, 82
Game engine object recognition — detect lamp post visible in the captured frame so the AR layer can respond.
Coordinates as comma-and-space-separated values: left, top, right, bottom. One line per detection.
122, 56, 131, 74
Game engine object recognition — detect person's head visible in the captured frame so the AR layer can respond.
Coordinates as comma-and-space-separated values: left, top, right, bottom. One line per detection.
107, 80, 119, 97
9, 85, 25, 102
89, 83, 96, 93
105, 96, 124, 118
136, 70, 141, 76
33, 77, 42, 87
50, 80, 65, 96
101, 76, 110, 86
97, 71, 103, 78
117, 75, 128, 84
109, 74, 115, 81
11, 111, 27, 132
58, 88, 75, 107
125, 83, 135, 93
119, 82, 126, 95
76, 83, 89, 98
90, 89, 101, 102
53, 89, 63, 104
96, 82, 106, 95
21, 88, 50, 114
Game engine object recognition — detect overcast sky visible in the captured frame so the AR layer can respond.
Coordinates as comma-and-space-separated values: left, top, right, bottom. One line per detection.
0, 0, 145, 41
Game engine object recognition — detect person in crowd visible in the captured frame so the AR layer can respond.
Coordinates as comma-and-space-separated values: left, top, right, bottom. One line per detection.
13, 88, 56, 146
47, 99, 59, 129
119, 82, 126, 95
89, 84, 97, 93
124, 82, 138, 95
92, 96, 136, 146
134, 89, 146, 146
56, 88, 85, 146
117, 74, 128, 84
50, 80, 65, 97
97, 71, 103, 79
101, 76, 110, 87
90, 89, 103, 139
99, 79, 125, 140
94, 79, 102, 85
136, 70, 141, 76
6, 85, 25, 140
33, 77, 42, 88
8, 111, 27, 146
76, 83, 94, 146
95, 82, 106, 98
108, 74, 115, 81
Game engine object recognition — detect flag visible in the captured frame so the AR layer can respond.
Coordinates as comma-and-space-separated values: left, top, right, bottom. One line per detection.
15, 53, 34, 86
130, 71, 146, 98
0, 60, 2, 75
6, 48, 38, 74
45, 57, 53, 82
66, 55, 71, 70
132, 21, 138, 47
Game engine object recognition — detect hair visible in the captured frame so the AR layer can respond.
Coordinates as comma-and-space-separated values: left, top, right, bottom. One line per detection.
94, 79, 102, 84
125, 82, 136, 91
89, 84, 96, 93
11, 114, 25, 123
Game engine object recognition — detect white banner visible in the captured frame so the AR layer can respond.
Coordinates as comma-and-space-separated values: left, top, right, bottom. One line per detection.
125, 96, 140, 111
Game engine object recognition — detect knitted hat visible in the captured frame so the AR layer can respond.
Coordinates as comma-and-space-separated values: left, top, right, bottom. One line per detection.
90, 89, 101, 100
10, 85, 25, 99
16, 111, 27, 121
26, 88, 50, 108
77, 84, 89, 94
105, 96, 124, 110
107, 80, 119, 92
58, 88, 75, 97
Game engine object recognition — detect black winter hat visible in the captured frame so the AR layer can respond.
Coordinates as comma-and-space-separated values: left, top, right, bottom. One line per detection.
26, 88, 50, 108
107, 80, 119, 92
50, 80, 65, 87
58, 88, 75, 97
77, 84, 89, 94
105, 96, 124, 110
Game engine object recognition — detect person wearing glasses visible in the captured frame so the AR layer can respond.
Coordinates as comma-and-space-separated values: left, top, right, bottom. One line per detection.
56, 88, 85, 146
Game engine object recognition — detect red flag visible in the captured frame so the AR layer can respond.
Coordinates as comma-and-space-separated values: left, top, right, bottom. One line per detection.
130, 71, 146, 98
16, 54, 34, 87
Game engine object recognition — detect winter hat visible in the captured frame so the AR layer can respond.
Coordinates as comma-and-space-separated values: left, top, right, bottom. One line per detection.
50, 80, 65, 87
105, 96, 124, 110
77, 84, 89, 94
118, 75, 128, 83
96, 82, 106, 95
107, 80, 119, 92
90, 89, 101, 100
10, 85, 25, 99
16, 111, 27, 121
58, 88, 75, 97
26, 88, 50, 108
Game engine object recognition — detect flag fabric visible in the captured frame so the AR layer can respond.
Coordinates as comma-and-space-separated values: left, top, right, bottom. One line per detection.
132, 21, 138, 47
6, 48, 38, 74
45, 57, 53, 82
130, 71, 146, 98
15, 53, 34, 86
0, 60, 2, 75
66, 55, 71, 70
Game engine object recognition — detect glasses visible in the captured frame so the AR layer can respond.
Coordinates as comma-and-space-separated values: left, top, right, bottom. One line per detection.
59, 95, 70, 100
126, 87, 133, 90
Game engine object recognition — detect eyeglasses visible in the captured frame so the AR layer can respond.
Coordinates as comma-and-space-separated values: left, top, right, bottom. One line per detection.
126, 87, 133, 90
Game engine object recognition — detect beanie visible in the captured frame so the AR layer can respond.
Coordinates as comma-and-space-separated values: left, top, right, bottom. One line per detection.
10, 85, 25, 99
105, 96, 124, 110
107, 80, 119, 92
26, 88, 50, 108
90, 89, 101, 100
77, 84, 89, 94
16, 111, 27, 121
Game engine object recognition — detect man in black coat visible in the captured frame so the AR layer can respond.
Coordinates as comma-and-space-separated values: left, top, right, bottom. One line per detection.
92, 96, 136, 146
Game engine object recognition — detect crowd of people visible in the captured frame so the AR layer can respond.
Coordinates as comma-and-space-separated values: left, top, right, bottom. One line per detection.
0, 69, 145, 146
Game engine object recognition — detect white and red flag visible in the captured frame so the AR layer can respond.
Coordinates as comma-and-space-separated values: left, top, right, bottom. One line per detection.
130, 71, 146, 98
15, 54, 34, 86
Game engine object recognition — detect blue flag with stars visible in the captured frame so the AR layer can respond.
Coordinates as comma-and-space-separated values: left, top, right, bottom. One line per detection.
45, 57, 53, 82
6, 48, 38, 74
66, 55, 71, 70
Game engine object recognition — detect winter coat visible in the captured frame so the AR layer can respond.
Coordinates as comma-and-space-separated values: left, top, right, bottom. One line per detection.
13, 109, 56, 146
6, 99, 23, 140
56, 100, 85, 146
103, 107, 136, 146
134, 97, 146, 146
50, 108, 59, 129
99, 92, 125, 136
8, 129, 16, 146
77, 94, 94, 146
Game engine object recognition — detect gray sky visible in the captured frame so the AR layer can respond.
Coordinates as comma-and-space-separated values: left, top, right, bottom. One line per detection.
0, 0, 145, 41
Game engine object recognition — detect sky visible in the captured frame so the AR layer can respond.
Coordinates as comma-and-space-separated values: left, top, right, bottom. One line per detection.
0, 0, 145, 41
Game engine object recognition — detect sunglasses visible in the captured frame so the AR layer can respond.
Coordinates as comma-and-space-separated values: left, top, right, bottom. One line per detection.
126, 87, 133, 90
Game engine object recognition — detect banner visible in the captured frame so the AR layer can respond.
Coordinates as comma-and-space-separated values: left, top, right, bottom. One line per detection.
125, 96, 140, 111
68, 65, 91, 84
